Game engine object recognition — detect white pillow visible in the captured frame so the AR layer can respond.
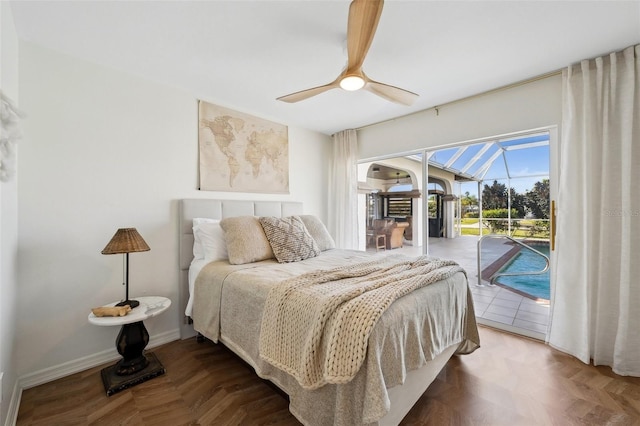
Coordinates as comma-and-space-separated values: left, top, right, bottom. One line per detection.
195, 221, 228, 262
299, 215, 335, 251
192, 218, 220, 260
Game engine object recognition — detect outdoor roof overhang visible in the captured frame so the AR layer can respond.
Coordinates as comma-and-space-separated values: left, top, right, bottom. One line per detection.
407, 132, 550, 183
378, 189, 422, 198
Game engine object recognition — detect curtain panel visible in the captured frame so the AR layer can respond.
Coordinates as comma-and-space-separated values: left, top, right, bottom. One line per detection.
328, 129, 359, 249
549, 45, 640, 376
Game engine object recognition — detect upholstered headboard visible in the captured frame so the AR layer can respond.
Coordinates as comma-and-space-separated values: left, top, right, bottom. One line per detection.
179, 199, 303, 338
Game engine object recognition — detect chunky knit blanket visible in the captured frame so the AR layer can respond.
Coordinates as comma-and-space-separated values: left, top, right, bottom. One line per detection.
258, 255, 464, 390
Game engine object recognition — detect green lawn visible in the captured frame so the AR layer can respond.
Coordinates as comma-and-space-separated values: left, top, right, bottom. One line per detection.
461, 218, 479, 225
459, 227, 549, 239
460, 227, 490, 236
458, 218, 549, 239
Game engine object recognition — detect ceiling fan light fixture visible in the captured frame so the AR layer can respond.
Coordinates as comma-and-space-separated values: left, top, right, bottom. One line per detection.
340, 75, 365, 91
276, 0, 418, 105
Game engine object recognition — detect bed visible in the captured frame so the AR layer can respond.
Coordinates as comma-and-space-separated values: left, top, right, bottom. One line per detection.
179, 199, 480, 426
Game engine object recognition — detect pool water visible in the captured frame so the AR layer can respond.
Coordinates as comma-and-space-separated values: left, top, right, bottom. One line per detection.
497, 244, 550, 300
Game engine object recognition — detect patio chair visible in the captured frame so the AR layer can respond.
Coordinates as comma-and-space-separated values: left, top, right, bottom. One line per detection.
372, 218, 409, 249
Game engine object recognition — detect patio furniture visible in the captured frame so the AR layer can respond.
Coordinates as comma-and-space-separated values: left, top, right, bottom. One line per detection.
372, 219, 409, 249
405, 216, 413, 241
367, 231, 387, 251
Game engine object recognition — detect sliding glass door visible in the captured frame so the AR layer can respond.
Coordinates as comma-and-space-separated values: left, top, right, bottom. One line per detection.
358, 128, 556, 340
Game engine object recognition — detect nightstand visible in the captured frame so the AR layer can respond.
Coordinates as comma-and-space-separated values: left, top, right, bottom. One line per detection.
88, 296, 171, 396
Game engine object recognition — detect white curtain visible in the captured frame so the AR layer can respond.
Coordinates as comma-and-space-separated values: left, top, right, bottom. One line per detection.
548, 45, 640, 376
328, 129, 359, 249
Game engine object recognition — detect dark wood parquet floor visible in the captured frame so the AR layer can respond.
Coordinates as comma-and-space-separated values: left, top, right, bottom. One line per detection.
16, 326, 640, 426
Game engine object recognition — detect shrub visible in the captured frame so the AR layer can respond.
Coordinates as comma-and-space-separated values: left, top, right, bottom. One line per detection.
527, 219, 550, 238
482, 209, 520, 234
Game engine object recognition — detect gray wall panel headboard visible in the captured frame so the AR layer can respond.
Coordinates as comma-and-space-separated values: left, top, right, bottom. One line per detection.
179, 199, 303, 338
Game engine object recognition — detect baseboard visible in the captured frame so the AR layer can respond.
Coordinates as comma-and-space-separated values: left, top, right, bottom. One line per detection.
4, 328, 180, 426
4, 381, 21, 426
18, 328, 180, 390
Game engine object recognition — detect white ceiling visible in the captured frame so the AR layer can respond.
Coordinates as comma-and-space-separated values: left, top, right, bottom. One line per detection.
9, 1, 640, 135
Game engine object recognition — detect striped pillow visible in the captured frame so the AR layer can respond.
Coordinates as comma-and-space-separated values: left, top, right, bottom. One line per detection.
259, 216, 320, 263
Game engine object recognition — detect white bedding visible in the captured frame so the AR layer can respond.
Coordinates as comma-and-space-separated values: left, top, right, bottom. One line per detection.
185, 258, 207, 317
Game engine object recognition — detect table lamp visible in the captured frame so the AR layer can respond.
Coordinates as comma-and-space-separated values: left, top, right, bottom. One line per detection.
102, 228, 150, 309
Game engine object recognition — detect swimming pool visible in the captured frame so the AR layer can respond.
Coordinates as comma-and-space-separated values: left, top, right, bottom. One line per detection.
496, 244, 550, 300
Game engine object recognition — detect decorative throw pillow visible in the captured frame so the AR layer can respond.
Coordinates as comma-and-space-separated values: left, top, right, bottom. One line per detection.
195, 221, 228, 262
299, 215, 336, 251
259, 216, 320, 263
220, 216, 275, 265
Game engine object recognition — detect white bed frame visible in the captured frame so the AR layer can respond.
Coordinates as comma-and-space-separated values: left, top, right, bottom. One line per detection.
178, 199, 456, 426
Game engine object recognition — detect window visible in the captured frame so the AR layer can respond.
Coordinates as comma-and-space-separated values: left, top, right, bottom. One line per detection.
386, 196, 412, 217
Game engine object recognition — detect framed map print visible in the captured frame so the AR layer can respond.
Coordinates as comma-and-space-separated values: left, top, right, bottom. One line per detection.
198, 100, 289, 193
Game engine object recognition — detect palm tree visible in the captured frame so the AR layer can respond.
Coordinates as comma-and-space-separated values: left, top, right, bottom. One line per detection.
461, 191, 478, 216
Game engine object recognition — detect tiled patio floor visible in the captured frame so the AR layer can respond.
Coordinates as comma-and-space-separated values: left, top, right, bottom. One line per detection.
375, 236, 549, 340
470, 283, 549, 339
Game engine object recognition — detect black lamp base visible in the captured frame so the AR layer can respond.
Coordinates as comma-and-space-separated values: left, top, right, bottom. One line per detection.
101, 319, 165, 396
116, 299, 140, 309
101, 352, 165, 396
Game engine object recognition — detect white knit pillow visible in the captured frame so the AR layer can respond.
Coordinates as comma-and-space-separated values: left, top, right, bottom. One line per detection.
259, 216, 320, 263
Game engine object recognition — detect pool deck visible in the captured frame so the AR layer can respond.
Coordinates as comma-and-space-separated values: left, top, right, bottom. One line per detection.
374, 236, 550, 340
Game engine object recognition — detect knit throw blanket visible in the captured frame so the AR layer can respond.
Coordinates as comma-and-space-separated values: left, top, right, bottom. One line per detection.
258, 255, 464, 390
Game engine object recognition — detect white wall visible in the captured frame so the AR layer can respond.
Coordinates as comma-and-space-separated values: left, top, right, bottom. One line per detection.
358, 76, 562, 157
0, 2, 20, 424
15, 41, 331, 381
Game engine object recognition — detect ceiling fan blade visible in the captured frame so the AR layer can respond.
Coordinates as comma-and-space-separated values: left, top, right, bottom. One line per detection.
347, 0, 384, 72
276, 80, 340, 103
278, 0, 415, 106
364, 77, 419, 106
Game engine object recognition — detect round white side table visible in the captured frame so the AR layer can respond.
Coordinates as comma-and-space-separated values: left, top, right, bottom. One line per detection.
88, 296, 171, 396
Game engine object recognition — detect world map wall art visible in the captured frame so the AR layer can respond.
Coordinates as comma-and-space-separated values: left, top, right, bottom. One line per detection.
198, 100, 289, 193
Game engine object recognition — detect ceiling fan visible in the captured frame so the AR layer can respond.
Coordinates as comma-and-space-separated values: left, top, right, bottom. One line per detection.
276, 0, 418, 106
